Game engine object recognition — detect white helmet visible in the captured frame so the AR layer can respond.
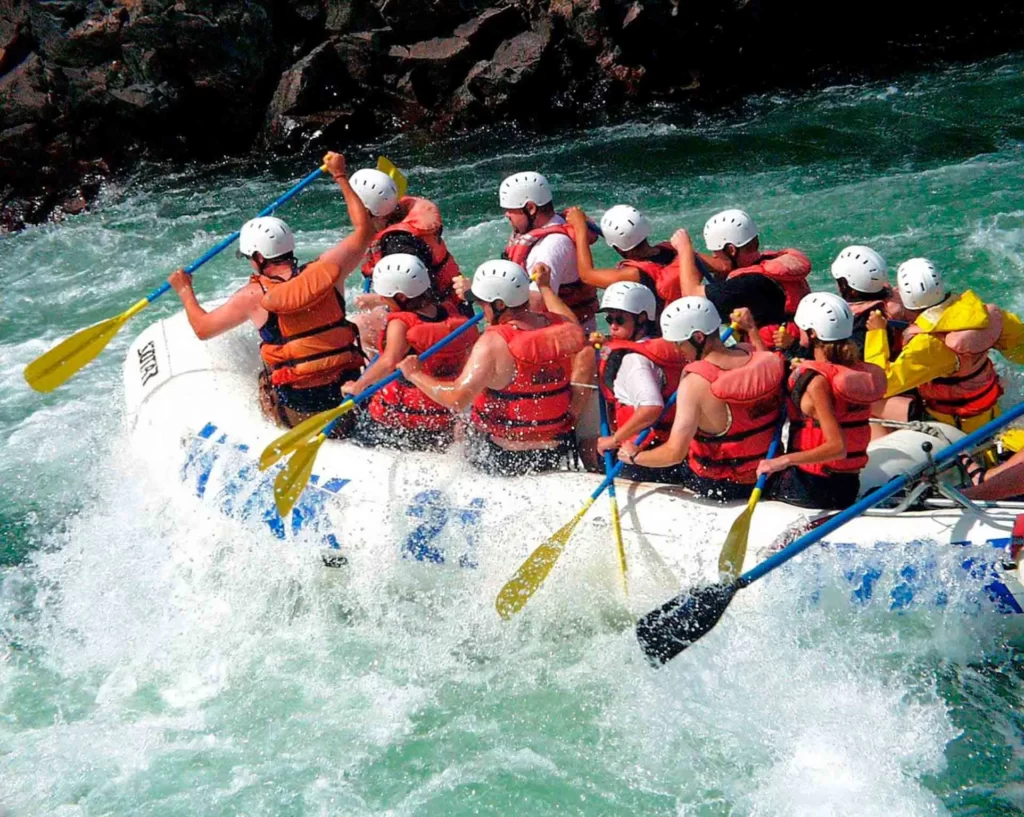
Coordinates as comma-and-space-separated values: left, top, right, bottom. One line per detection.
499, 172, 553, 209
238, 216, 295, 260
471, 259, 531, 308
703, 209, 759, 251
897, 258, 945, 310
599, 281, 656, 322
600, 205, 651, 252
372, 253, 430, 299
660, 296, 722, 342
794, 292, 854, 342
350, 168, 399, 217
831, 245, 888, 294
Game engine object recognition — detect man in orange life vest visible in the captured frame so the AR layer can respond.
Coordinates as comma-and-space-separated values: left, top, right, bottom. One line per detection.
865, 258, 1024, 435
618, 296, 785, 501
756, 293, 887, 509
345, 167, 466, 355
342, 253, 477, 451
398, 260, 586, 477
676, 209, 811, 347
167, 152, 371, 432
591, 281, 689, 484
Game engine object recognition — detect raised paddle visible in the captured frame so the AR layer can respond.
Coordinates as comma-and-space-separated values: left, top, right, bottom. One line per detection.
265, 312, 485, 516
595, 345, 629, 596
717, 416, 786, 578
377, 156, 408, 199
495, 323, 739, 620
635, 399, 1024, 665
24, 163, 328, 393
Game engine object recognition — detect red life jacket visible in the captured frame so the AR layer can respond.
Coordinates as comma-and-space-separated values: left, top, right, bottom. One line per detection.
786, 360, 887, 477
503, 220, 600, 325
598, 337, 688, 445
619, 243, 681, 311
368, 308, 477, 432
361, 196, 461, 301
683, 349, 785, 484
728, 249, 812, 318
471, 313, 586, 443
255, 260, 364, 389
904, 302, 1004, 420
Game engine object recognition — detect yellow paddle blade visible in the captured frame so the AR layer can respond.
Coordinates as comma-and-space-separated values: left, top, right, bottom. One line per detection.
258, 399, 354, 470
496, 500, 593, 619
717, 487, 761, 578
377, 156, 408, 199
609, 494, 628, 596
273, 434, 326, 517
25, 313, 124, 392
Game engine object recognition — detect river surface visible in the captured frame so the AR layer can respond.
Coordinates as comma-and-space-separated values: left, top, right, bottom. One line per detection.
4, 54, 1024, 816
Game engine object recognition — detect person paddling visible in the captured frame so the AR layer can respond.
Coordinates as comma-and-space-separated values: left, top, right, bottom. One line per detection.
398, 260, 585, 477
618, 297, 785, 502
756, 293, 887, 509
343, 253, 478, 451
590, 282, 689, 483
167, 151, 371, 434
865, 258, 1024, 435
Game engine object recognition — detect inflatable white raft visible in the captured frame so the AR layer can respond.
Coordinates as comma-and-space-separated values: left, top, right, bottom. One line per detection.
124, 310, 1024, 617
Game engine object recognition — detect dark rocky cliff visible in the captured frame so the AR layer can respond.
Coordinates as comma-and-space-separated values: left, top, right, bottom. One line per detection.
2, 0, 1023, 232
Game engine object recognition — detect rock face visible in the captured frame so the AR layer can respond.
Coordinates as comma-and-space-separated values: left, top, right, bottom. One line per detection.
2, 0, 1024, 230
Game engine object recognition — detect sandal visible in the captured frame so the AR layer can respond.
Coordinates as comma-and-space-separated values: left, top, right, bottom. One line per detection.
959, 453, 987, 487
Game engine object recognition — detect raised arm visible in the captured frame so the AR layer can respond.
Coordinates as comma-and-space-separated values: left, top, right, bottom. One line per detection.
673, 229, 706, 298
565, 206, 640, 289
531, 263, 578, 324
318, 151, 374, 275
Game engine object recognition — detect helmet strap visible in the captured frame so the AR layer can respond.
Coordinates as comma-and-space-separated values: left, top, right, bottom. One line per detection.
691, 332, 708, 360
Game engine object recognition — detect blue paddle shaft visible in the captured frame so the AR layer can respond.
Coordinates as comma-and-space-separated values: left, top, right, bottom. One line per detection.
595, 349, 619, 500
752, 417, 786, 493
322, 311, 485, 436
740, 401, 1024, 587
143, 166, 327, 304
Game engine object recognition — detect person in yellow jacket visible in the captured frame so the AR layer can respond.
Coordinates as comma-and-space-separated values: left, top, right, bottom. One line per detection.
865, 258, 1024, 435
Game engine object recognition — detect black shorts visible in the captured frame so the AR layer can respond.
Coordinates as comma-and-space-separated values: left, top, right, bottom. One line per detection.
466, 430, 574, 478
768, 466, 860, 510
675, 463, 760, 503
351, 412, 454, 453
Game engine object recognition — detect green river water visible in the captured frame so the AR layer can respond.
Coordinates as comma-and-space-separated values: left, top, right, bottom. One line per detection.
4, 54, 1024, 816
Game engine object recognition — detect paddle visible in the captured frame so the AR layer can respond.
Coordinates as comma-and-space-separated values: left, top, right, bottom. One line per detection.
24, 164, 328, 393
495, 323, 738, 620
377, 156, 408, 199
635, 399, 1024, 665
717, 416, 786, 578
595, 346, 629, 596
264, 312, 485, 516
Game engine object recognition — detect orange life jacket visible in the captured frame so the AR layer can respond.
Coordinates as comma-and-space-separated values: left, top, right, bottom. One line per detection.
728, 249, 812, 318
471, 313, 586, 443
620, 243, 681, 312
503, 220, 600, 325
786, 360, 887, 477
255, 260, 364, 389
361, 196, 461, 301
904, 303, 1004, 419
598, 337, 688, 445
683, 349, 785, 484
368, 308, 477, 432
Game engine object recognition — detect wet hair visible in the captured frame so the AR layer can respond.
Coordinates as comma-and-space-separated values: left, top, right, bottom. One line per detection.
816, 338, 860, 366
379, 231, 433, 270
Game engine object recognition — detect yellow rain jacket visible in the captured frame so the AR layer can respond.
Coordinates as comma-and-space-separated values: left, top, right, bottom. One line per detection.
865, 290, 1024, 433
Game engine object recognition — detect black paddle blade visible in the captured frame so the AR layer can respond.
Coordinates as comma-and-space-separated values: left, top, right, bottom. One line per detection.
635, 581, 738, 666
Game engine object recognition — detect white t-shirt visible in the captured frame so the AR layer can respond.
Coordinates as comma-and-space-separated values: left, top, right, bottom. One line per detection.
613, 350, 665, 409
525, 214, 580, 294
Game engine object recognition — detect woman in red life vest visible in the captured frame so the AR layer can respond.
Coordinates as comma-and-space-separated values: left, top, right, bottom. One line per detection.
619, 296, 785, 502
167, 151, 371, 435
398, 260, 586, 477
757, 293, 887, 509
343, 253, 478, 451
592, 281, 689, 483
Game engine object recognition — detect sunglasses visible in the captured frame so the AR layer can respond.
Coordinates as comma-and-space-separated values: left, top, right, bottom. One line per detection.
606, 314, 632, 326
